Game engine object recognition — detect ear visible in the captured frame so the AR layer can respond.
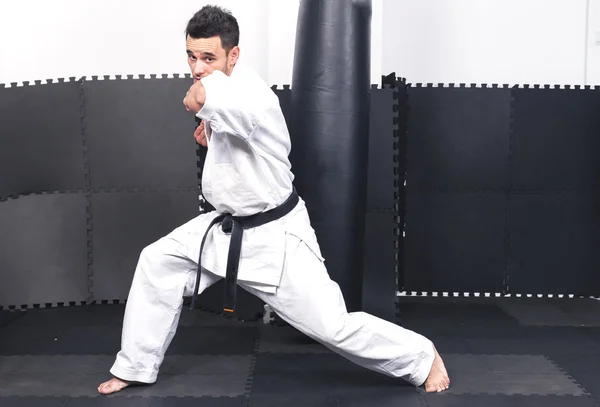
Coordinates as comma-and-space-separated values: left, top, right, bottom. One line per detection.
228, 46, 240, 66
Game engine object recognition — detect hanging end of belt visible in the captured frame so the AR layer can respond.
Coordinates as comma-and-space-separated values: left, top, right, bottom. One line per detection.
223, 308, 234, 314
190, 294, 199, 310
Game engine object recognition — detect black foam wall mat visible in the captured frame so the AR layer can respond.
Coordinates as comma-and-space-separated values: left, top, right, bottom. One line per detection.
82, 75, 199, 190
405, 84, 512, 192
89, 189, 201, 301
511, 86, 600, 191
403, 191, 506, 293
0, 80, 86, 199
361, 212, 396, 321
360, 83, 402, 320
271, 85, 292, 127
401, 84, 600, 296
0, 193, 89, 308
366, 85, 397, 211
507, 192, 600, 295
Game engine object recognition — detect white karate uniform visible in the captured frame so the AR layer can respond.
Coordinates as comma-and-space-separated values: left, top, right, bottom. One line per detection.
109, 64, 435, 387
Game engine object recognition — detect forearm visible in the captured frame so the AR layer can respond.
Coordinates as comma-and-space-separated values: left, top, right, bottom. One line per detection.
196, 71, 261, 140
193, 81, 206, 111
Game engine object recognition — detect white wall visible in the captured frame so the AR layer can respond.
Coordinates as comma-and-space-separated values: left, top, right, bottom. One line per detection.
587, 0, 600, 84
382, 0, 590, 86
0, 0, 597, 87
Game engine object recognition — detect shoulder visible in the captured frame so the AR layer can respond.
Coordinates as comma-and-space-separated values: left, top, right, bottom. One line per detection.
230, 64, 268, 86
231, 64, 278, 103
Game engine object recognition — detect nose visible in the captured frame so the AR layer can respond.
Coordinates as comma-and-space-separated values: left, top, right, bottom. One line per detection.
193, 61, 208, 79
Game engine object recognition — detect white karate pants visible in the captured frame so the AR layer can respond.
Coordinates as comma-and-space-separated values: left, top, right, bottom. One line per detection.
109, 215, 435, 387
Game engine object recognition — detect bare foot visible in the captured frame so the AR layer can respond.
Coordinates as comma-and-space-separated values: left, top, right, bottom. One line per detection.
98, 377, 130, 395
423, 344, 450, 393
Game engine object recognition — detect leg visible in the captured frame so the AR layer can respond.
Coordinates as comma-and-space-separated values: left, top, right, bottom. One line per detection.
242, 234, 449, 392
99, 214, 221, 394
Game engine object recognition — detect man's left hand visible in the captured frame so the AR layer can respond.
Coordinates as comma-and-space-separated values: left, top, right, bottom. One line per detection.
183, 80, 206, 113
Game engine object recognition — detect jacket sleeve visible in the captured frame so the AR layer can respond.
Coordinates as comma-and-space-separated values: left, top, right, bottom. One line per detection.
195, 70, 267, 141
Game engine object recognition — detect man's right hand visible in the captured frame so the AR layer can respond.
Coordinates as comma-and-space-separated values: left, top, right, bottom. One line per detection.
194, 121, 207, 147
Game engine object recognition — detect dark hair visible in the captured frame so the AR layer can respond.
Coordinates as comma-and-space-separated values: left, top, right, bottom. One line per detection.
185, 5, 239, 53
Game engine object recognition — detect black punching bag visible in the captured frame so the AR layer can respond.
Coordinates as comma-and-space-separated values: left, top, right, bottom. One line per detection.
290, 0, 372, 312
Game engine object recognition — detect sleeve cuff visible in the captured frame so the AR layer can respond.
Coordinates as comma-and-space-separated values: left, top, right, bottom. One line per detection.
195, 71, 227, 122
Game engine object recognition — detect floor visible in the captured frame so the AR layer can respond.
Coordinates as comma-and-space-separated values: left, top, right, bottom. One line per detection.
1, 296, 599, 407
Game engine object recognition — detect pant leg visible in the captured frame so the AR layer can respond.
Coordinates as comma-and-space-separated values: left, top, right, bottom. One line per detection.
110, 214, 221, 383
242, 233, 435, 387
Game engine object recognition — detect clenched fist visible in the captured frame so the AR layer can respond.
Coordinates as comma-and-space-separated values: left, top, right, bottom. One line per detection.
194, 121, 207, 147
183, 80, 206, 113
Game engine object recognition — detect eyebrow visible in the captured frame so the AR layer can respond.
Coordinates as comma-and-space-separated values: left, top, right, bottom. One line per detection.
186, 49, 217, 58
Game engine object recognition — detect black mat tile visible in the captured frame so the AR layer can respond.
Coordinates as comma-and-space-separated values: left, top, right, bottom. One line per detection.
249, 390, 424, 407
0, 396, 68, 407
366, 87, 396, 210
0, 355, 251, 376
0, 373, 247, 397
331, 389, 424, 407
362, 212, 397, 321
436, 354, 584, 396
257, 324, 330, 354
546, 354, 600, 398
0, 193, 89, 308
423, 394, 599, 407
465, 327, 600, 355
90, 190, 200, 301
0, 80, 85, 198
406, 85, 511, 191
498, 298, 600, 327
0, 310, 26, 326
65, 396, 245, 407
507, 193, 600, 296
582, 326, 600, 344
403, 191, 506, 293
177, 307, 249, 327
396, 297, 520, 332
166, 326, 258, 355
423, 394, 515, 407
0, 324, 121, 355
7, 304, 125, 328
247, 393, 338, 407
511, 87, 600, 191
252, 353, 411, 394
0, 323, 257, 355
83, 76, 198, 190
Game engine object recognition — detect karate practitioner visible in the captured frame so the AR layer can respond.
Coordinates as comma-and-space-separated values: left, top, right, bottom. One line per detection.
98, 5, 449, 395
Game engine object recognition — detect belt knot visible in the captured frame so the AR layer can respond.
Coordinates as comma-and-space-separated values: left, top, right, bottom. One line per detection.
221, 215, 234, 233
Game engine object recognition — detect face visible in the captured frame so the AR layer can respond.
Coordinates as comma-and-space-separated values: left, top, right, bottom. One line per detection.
186, 35, 239, 82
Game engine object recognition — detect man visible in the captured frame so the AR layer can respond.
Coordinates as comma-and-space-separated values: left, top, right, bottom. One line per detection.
98, 5, 449, 395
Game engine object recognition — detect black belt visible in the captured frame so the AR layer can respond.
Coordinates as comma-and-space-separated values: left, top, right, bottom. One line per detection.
190, 188, 299, 313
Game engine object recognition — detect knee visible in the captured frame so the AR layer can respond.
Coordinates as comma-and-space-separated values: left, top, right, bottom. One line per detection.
139, 240, 163, 265
307, 313, 351, 346
135, 237, 178, 279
